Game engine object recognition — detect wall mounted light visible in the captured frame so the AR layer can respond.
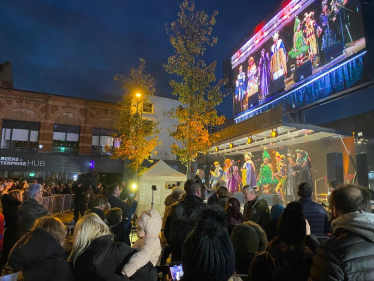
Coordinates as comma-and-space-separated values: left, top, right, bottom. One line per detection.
271, 129, 278, 138
229, 142, 234, 149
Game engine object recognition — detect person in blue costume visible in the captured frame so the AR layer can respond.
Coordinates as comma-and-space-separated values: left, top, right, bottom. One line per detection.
242, 152, 257, 187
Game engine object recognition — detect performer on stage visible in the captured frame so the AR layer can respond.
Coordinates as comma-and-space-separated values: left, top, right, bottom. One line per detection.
223, 159, 242, 194
241, 152, 256, 187
286, 154, 299, 202
258, 49, 271, 102
246, 57, 258, 98
273, 151, 287, 196
257, 148, 277, 194
289, 16, 309, 67
303, 12, 322, 66
320, 0, 336, 52
270, 31, 287, 81
210, 161, 223, 187
293, 149, 313, 186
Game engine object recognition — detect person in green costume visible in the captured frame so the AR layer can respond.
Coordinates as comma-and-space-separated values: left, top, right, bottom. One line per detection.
257, 148, 278, 193
288, 16, 309, 67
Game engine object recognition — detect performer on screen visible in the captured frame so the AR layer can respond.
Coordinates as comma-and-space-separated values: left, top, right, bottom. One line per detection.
258, 49, 271, 102
293, 149, 313, 186
270, 31, 287, 81
223, 159, 242, 194
257, 148, 277, 194
237, 65, 246, 111
273, 151, 288, 196
320, 0, 336, 52
241, 152, 256, 187
303, 12, 322, 67
210, 161, 223, 187
288, 16, 309, 67
246, 57, 259, 98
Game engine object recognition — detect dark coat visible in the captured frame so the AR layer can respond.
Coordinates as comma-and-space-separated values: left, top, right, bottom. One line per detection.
309, 211, 374, 281
85, 208, 106, 221
298, 197, 330, 236
250, 237, 313, 281
107, 195, 133, 243
164, 194, 205, 261
72, 235, 158, 281
17, 199, 50, 238
8, 229, 74, 281
243, 196, 271, 229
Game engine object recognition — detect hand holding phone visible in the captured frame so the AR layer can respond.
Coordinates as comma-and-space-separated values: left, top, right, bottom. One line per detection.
169, 263, 184, 281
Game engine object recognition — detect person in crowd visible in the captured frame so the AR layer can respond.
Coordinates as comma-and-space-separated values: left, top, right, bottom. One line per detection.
309, 184, 374, 280
328, 180, 340, 193
250, 202, 314, 281
216, 186, 230, 209
207, 180, 226, 205
17, 184, 50, 239
297, 182, 331, 236
164, 178, 205, 262
85, 195, 110, 221
1, 179, 14, 195
62, 183, 72, 194
119, 181, 129, 201
181, 205, 240, 281
161, 186, 184, 264
226, 197, 247, 235
106, 207, 123, 229
243, 185, 270, 228
0, 190, 23, 271
72, 182, 88, 222
121, 209, 162, 277
231, 221, 268, 274
107, 183, 138, 245
8, 216, 74, 281
69, 213, 158, 281
271, 194, 285, 220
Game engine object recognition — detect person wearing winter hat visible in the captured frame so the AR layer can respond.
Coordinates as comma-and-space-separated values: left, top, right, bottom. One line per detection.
249, 202, 314, 281
231, 221, 268, 274
181, 205, 240, 281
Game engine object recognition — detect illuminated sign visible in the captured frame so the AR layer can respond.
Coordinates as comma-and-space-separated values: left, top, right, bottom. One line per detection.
0, 157, 45, 167
232, 0, 367, 120
29, 172, 35, 177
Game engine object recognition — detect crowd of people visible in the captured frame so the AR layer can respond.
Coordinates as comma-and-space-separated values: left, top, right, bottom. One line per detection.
0, 175, 372, 280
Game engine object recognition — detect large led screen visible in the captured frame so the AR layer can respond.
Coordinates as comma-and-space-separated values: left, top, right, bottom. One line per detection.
232, 0, 367, 118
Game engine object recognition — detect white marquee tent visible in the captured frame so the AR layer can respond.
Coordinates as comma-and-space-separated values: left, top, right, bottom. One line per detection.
137, 160, 186, 216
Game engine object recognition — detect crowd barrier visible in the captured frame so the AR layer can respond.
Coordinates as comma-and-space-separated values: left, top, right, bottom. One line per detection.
42, 194, 75, 215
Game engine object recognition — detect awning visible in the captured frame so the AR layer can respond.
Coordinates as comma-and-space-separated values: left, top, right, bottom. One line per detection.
210, 106, 351, 156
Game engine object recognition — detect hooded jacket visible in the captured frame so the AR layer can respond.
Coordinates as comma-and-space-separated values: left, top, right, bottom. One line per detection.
309, 211, 374, 281
121, 209, 162, 277
72, 235, 158, 281
17, 199, 50, 238
8, 228, 74, 281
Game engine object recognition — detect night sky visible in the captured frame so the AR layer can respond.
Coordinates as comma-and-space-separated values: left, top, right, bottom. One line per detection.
0, 0, 281, 118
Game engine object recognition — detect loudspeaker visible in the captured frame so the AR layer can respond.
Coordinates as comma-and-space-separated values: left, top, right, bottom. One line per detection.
270, 76, 285, 95
320, 41, 343, 63
260, 193, 274, 207
293, 60, 312, 82
326, 152, 344, 184
356, 153, 369, 187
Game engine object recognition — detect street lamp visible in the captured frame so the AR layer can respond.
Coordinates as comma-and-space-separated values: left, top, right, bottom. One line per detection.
135, 93, 141, 98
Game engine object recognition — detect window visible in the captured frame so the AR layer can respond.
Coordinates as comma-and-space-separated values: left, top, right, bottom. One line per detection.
1, 120, 40, 151
92, 128, 117, 154
52, 125, 80, 154
207, 125, 222, 135
143, 102, 153, 114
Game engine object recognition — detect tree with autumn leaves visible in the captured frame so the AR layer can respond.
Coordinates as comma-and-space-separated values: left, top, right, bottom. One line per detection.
108, 59, 161, 178
165, 0, 225, 174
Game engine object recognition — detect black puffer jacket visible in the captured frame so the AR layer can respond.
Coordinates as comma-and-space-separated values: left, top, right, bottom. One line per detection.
72, 235, 158, 281
309, 211, 374, 281
298, 197, 330, 236
8, 228, 74, 281
164, 194, 205, 261
17, 199, 50, 238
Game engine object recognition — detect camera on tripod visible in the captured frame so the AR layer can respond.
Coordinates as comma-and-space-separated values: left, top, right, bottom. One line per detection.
151, 185, 157, 191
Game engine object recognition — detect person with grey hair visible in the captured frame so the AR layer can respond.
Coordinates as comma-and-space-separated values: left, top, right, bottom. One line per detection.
17, 184, 50, 238
243, 185, 270, 228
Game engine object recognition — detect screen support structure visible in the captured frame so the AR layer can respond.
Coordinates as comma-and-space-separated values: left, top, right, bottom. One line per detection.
338, 134, 357, 183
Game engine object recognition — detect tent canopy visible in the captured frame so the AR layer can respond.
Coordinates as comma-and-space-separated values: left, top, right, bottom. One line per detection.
140, 159, 186, 181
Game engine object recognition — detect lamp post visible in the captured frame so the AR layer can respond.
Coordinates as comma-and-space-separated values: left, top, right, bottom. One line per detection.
134, 92, 142, 182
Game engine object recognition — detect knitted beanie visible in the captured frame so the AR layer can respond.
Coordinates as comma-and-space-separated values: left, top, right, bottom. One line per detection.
231, 224, 260, 254
182, 205, 235, 281
276, 201, 306, 245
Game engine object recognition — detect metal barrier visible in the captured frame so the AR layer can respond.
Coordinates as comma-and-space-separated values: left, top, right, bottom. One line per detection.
42, 194, 75, 215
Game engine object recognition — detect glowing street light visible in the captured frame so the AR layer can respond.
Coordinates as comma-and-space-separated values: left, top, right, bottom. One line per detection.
135, 93, 142, 98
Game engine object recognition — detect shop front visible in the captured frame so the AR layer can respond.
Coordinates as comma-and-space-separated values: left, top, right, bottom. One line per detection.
0, 150, 124, 183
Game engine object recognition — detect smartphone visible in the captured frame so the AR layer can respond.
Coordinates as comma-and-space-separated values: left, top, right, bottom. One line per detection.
169, 262, 184, 281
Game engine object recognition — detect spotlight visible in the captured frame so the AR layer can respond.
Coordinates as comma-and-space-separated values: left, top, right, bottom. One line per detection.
215, 146, 219, 152
132, 183, 137, 190
229, 142, 234, 149
271, 129, 278, 138
247, 137, 253, 144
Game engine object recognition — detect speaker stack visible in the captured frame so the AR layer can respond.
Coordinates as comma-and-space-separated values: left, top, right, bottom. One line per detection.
356, 153, 369, 187
326, 152, 344, 184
